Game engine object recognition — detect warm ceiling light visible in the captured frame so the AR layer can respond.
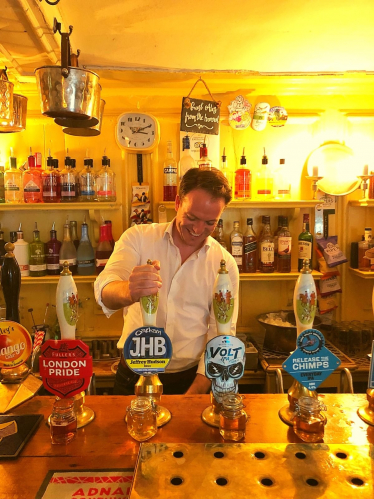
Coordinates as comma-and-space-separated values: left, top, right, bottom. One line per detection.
0, 68, 14, 125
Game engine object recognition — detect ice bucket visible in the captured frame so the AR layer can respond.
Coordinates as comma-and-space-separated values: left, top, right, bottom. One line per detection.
0, 94, 27, 133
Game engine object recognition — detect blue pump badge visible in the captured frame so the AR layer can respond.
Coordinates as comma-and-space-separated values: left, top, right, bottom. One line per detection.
283, 329, 341, 391
124, 326, 172, 376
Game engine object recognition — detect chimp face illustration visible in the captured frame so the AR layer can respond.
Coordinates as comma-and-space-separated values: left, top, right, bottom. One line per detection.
205, 336, 245, 402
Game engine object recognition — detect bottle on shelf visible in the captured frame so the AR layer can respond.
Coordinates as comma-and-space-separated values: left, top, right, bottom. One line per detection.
358, 227, 372, 271
221, 147, 232, 188
4, 153, 22, 204
77, 218, 95, 276
79, 158, 96, 202
179, 134, 196, 179
275, 159, 291, 199
197, 138, 213, 170
46, 222, 62, 276
255, 148, 273, 199
96, 153, 116, 202
69, 221, 80, 250
259, 215, 275, 273
60, 152, 76, 202
13, 223, 29, 277
42, 150, 61, 203
230, 221, 243, 272
273, 215, 283, 271
96, 223, 113, 275
277, 216, 292, 273
60, 219, 77, 275
213, 219, 227, 249
71, 158, 80, 199
23, 147, 42, 203
0, 161, 5, 203
105, 220, 115, 248
0, 225, 6, 266
29, 222, 47, 277
243, 218, 257, 273
1, 242, 21, 323
234, 148, 251, 200
298, 214, 313, 271
163, 140, 178, 202
9, 231, 17, 243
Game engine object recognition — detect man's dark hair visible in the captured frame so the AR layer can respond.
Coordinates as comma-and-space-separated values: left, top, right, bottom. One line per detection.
179, 168, 232, 205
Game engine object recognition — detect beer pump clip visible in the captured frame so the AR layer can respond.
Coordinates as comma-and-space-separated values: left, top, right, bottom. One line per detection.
124, 260, 172, 427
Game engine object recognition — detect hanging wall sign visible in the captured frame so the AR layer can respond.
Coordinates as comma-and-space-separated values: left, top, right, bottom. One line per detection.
268, 106, 288, 127
283, 329, 341, 391
0, 321, 32, 369
124, 326, 172, 376
39, 340, 93, 398
228, 95, 252, 130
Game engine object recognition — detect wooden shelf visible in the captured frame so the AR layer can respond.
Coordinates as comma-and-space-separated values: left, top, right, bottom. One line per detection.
0, 202, 121, 211
349, 268, 374, 279
160, 200, 320, 209
239, 270, 323, 281
21, 275, 97, 284
349, 199, 374, 207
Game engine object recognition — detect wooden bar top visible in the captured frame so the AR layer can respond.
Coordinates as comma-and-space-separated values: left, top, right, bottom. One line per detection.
0, 393, 372, 499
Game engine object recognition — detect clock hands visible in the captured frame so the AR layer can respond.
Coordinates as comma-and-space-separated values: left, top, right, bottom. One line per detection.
129, 124, 152, 134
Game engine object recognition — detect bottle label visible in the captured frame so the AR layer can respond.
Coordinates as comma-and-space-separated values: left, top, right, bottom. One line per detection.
24, 180, 41, 193
244, 241, 257, 254
198, 162, 212, 170
43, 192, 57, 197
257, 189, 272, 195
235, 170, 251, 198
231, 238, 243, 256
96, 258, 109, 267
30, 264, 47, 271
278, 236, 292, 256
78, 259, 95, 267
59, 258, 77, 265
19, 264, 29, 272
47, 263, 60, 270
5, 181, 20, 191
299, 241, 312, 259
61, 186, 76, 196
261, 242, 274, 263
163, 167, 178, 186
81, 190, 95, 196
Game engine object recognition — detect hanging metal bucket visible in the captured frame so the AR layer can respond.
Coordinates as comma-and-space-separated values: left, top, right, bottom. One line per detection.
0, 94, 28, 133
0, 75, 14, 125
34, 66, 100, 120
63, 99, 105, 136
54, 85, 102, 127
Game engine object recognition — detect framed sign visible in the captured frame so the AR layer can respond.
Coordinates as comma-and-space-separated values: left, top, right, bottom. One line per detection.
180, 97, 220, 135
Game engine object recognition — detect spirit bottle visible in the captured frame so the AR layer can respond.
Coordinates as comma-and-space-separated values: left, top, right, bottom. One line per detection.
71, 159, 80, 199
96, 154, 116, 202
0, 163, 5, 203
59, 219, 77, 275
0, 225, 6, 267
358, 227, 372, 271
277, 216, 292, 273
70, 221, 80, 250
197, 139, 213, 170
234, 148, 251, 199
243, 218, 257, 273
275, 159, 291, 199
79, 158, 96, 202
230, 221, 243, 272
298, 214, 313, 271
213, 219, 227, 249
163, 141, 178, 201
179, 135, 196, 179
221, 147, 232, 188
46, 222, 62, 276
23, 148, 42, 203
42, 152, 61, 203
255, 148, 273, 199
60, 153, 76, 202
4, 155, 22, 204
259, 215, 274, 273
29, 222, 46, 277
96, 224, 113, 275
1, 242, 21, 323
273, 215, 283, 271
77, 219, 95, 275
13, 223, 29, 277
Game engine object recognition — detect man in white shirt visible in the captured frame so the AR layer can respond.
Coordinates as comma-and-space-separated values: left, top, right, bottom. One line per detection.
94, 168, 239, 394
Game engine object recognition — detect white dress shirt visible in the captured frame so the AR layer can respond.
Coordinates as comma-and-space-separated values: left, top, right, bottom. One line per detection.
94, 220, 239, 375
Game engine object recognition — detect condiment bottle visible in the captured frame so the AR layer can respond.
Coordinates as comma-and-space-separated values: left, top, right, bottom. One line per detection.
293, 396, 326, 442
126, 397, 157, 442
50, 397, 77, 445
219, 393, 247, 441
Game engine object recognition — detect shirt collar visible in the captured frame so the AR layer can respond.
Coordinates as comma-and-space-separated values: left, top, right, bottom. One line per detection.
163, 218, 212, 253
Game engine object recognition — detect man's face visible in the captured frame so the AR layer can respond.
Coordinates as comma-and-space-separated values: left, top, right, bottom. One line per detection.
173, 188, 225, 250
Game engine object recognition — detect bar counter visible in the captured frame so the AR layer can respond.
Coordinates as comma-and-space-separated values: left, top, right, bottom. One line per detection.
0, 393, 372, 498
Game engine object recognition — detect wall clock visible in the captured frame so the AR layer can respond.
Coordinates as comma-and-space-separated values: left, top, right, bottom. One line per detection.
116, 112, 160, 153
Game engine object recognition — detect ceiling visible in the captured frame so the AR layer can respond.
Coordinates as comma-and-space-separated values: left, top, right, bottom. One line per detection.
1, 0, 374, 88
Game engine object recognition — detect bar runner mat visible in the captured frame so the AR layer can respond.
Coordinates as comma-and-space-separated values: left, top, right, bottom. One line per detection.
0, 414, 43, 458
35, 469, 134, 499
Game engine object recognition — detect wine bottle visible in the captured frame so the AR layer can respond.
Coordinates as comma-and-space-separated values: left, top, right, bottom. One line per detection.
29, 222, 47, 277
77, 219, 95, 275
1, 242, 21, 323
298, 214, 313, 271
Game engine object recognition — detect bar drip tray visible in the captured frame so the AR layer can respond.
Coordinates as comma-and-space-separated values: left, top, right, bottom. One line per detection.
130, 442, 373, 498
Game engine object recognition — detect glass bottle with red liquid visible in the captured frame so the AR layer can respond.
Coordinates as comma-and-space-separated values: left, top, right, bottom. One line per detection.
105, 220, 115, 248
42, 151, 61, 203
163, 140, 177, 202
23, 148, 42, 203
96, 223, 113, 275
234, 148, 251, 199
197, 139, 213, 170
46, 222, 62, 275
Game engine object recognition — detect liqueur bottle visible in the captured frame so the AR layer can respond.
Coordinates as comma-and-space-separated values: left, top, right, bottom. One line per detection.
46, 222, 62, 276
213, 219, 227, 249
96, 154, 116, 202
197, 139, 213, 170
298, 214, 313, 271
60, 153, 76, 202
0, 225, 6, 267
59, 219, 77, 275
77, 219, 95, 275
70, 221, 80, 250
96, 223, 113, 275
23, 148, 42, 203
79, 158, 96, 202
4, 155, 22, 204
1, 242, 21, 323
243, 218, 257, 273
230, 221, 243, 272
13, 223, 30, 277
277, 216, 292, 273
42, 151, 61, 203
255, 148, 273, 199
29, 222, 47, 277
234, 148, 251, 199
163, 141, 178, 201
179, 135, 196, 179
259, 215, 274, 273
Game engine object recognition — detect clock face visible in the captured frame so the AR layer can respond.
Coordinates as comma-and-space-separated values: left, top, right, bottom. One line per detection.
116, 112, 159, 152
